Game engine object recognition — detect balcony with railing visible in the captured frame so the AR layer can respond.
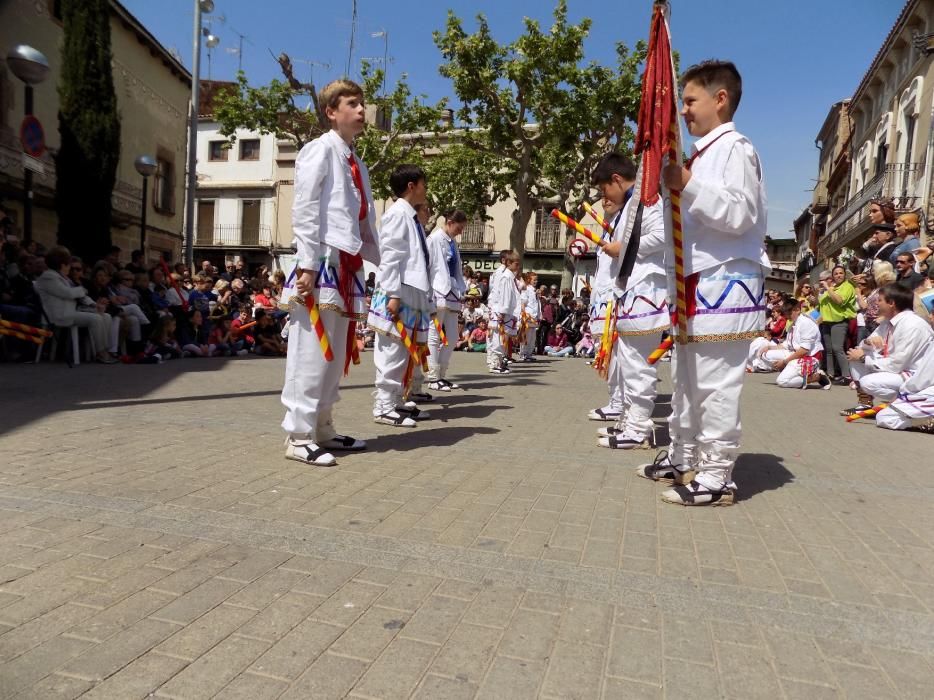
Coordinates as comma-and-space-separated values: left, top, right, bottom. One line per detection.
817, 162, 924, 259
459, 221, 496, 250
195, 224, 273, 248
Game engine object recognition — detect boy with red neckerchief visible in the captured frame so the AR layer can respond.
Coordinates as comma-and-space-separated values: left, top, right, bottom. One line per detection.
638, 60, 770, 506
281, 79, 379, 467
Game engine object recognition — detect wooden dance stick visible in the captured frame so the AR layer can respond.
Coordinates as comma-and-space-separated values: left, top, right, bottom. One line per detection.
583, 202, 613, 234
646, 335, 674, 365
304, 294, 334, 361
394, 319, 421, 363
0, 319, 52, 338
0, 327, 45, 345
845, 403, 889, 423
550, 209, 605, 248
230, 320, 256, 338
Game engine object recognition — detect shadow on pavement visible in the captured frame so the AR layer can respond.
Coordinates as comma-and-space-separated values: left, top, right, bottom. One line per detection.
433, 394, 498, 406
433, 404, 510, 421
365, 426, 500, 452
733, 452, 794, 502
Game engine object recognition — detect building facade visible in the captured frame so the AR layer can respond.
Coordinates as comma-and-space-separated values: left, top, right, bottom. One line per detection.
0, 0, 191, 262
814, 0, 934, 265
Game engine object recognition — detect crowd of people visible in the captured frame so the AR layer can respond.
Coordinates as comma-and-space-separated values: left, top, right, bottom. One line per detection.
745, 196, 934, 431
0, 233, 293, 365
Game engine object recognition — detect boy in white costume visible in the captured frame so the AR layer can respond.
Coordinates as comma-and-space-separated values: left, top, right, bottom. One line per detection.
639, 60, 771, 506
368, 165, 434, 426
748, 298, 830, 389
426, 209, 468, 391
486, 249, 511, 372
843, 283, 934, 415
518, 272, 541, 361
281, 79, 379, 467
875, 340, 934, 431
587, 153, 669, 450
488, 252, 521, 374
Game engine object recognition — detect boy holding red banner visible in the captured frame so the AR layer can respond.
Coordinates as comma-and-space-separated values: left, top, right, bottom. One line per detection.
588, 153, 669, 451
367, 165, 434, 427
281, 79, 379, 466
641, 60, 770, 506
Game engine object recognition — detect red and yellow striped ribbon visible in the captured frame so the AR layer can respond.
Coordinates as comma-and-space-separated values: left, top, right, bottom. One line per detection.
304, 294, 333, 361
433, 316, 447, 346
668, 120, 688, 345
0, 328, 45, 345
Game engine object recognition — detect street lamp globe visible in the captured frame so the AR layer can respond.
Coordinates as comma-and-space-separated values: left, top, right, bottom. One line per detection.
199, 0, 215, 13
134, 155, 158, 178
6, 45, 50, 85
205, 34, 220, 49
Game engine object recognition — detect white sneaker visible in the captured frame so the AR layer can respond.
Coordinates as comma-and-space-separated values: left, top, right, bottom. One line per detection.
588, 407, 621, 421
661, 481, 734, 507
285, 439, 336, 466
374, 411, 417, 427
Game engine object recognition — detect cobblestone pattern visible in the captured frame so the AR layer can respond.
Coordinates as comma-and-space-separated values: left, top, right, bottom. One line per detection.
0, 353, 932, 698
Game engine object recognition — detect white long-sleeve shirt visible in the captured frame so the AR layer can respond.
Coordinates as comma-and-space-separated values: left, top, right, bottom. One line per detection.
521, 286, 541, 321
375, 198, 430, 297
680, 122, 771, 276
902, 341, 934, 393
491, 267, 520, 318
864, 311, 934, 374
612, 197, 667, 289
785, 313, 822, 357
427, 228, 466, 304
292, 130, 379, 269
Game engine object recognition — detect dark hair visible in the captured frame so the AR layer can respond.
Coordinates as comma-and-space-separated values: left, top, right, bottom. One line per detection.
45, 245, 72, 271
389, 164, 426, 198
591, 152, 637, 185
108, 245, 121, 255
878, 283, 913, 312
445, 209, 468, 224
868, 197, 896, 224
254, 309, 267, 321
781, 298, 800, 317
498, 249, 511, 261
681, 60, 743, 117
131, 249, 143, 261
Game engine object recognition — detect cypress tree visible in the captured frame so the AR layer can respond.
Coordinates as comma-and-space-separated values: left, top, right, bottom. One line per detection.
56, 0, 121, 260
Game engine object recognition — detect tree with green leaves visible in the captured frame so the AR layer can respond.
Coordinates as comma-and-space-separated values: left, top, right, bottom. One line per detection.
56, 0, 121, 260
434, 0, 646, 255
212, 57, 447, 200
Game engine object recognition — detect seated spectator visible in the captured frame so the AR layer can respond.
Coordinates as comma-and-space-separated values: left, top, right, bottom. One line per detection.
144, 315, 183, 362
545, 325, 574, 357
230, 303, 256, 350
468, 318, 488, 352
210, 316, 246, 355
748, 298, 829, 388
177, 308, 216, 357
213, 278, 235, 314
33, 245, 116, 364
0, 243, 40, 325
253, 309, 286, 355
765, 304, 787, 342
842, 283, 934, 415
125, 249, 146, 274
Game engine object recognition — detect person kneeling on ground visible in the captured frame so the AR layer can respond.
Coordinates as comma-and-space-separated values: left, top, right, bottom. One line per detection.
747, 299, 829, 389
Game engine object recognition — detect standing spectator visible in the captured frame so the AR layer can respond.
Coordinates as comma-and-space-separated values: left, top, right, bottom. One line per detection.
894, 252, 926, 290
817, 265, 856, 384
794, 281, 818, 314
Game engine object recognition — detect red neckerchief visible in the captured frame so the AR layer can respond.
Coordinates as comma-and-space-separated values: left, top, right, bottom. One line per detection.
339, 153, 367, 374
684, 129, 734, 171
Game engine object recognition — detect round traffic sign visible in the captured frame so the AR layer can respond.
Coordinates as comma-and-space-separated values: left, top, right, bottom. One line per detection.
20, 115, 45, 158
567, 238, 588, 258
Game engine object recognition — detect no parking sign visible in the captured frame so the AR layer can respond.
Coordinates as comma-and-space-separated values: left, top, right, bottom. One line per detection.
567, 238, 588, 258
20, 116, 45, 158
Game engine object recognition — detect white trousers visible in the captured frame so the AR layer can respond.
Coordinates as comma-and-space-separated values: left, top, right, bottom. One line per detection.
373, 333, 410, 415
614, 334, 659, 438
747, 337, 787, 372
876, 388, 934, 430
281, 306, 349, 439
73, 310, 109, 354
427, 308, 458, 381
850, 364, 904, 402
607, 354, 624, 412
488, 330, 507, 367
519, 324, 538, 358
669, 341, 748, 489
776, 359, 814, 389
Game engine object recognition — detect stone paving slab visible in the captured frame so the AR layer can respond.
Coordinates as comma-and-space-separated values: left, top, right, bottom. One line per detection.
0, 351, 932, 698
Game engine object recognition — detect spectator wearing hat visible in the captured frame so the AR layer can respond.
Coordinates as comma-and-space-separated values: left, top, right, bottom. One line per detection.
859, 223, 898, 275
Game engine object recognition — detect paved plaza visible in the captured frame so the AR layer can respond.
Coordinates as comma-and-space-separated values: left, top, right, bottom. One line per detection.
0, 350, 932, 699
